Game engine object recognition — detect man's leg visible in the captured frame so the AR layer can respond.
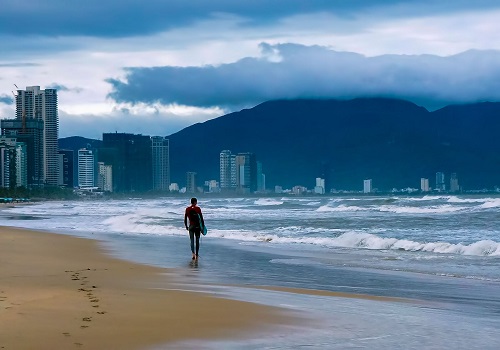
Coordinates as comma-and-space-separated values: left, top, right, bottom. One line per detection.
189, 229, 196, 258
195, 230, 201, 257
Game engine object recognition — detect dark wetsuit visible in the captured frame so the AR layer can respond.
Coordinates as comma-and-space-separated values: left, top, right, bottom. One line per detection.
184, 205, 204, 256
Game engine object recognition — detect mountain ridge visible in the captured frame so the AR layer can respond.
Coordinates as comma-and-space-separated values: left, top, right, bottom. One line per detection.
60, 98, 500, 191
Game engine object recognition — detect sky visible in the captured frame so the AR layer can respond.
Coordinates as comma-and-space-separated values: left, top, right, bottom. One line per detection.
1, 0, 500, 139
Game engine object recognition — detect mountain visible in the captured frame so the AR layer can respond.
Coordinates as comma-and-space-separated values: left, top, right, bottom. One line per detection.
59, 136, 102, 153
166, 98, 500, 191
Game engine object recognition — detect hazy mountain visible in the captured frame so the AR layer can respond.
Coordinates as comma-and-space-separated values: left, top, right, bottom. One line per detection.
166, 98, 500, 191
58, 136, 102, 153
59, 98, 500, 191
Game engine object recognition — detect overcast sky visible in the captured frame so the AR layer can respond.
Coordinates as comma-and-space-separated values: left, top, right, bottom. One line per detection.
1, 0, 500, 138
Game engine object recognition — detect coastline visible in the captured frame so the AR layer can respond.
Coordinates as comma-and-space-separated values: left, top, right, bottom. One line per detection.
0, 226, 291, 349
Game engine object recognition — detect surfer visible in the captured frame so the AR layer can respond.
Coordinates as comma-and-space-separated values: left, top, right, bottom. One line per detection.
184, 197, 205, 260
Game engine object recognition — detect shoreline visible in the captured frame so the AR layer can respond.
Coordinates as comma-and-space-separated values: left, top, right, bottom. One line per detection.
0, 226, 293, 349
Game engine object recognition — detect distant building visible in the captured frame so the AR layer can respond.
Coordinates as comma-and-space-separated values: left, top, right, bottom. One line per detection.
363, 179, 372, 193
169, 183, 179, 192
420, 178, 429, 192
0, 137, 27, 188
78, 149, 95, 188
275, 185, 283, 194
256, 161, 266, 192
435, 172, 445, 191
205, 180, 220, 193
1, 118, 44, 186
151, 136, 170, 191
15, 86, 59, 186
450, 173, 460, 192
315, 177, 325, 194
58, 149, 74, 188
292, 185, 307, 195
220, 150, 236, 190
97, 162, 113, 192
101, 133, 153, 192
186, 172, 197, 193
235, 152, 257, 193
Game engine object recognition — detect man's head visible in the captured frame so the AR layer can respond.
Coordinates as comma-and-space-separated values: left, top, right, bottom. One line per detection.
191, 197, 197, 205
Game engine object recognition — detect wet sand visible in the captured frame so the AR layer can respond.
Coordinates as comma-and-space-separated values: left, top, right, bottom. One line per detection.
0, 226, 290, 349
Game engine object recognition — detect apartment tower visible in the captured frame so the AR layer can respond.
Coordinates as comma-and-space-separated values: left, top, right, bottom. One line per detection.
151, 136, 170, 191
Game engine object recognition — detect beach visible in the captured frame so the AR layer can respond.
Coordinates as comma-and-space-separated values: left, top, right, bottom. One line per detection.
2, 197, 500, 349
0, 226, 290, 349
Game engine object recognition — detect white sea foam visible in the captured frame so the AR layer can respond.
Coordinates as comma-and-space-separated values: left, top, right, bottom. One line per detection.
332, 232, 500, 256
254, 198, 284, 206
316, 204, 368, 212
378, 204, 467, 214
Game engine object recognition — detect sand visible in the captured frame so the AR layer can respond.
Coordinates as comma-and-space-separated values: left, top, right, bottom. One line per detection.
0, 226, 290, 349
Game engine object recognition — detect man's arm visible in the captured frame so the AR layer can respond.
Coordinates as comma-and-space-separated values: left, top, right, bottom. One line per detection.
184, 209, 188, 229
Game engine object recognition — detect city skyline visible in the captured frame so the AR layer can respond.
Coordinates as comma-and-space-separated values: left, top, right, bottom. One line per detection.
1, 2, 500, 139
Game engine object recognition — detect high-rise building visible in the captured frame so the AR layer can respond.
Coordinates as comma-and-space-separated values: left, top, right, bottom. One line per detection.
315, 177, 325, 194
235, 152, 257, 193
58, 149, 74, 188
220, 150, 236, 190
363, 179, 372, 193
1, 118, 44, 186
435, 172, 445, 191
256, 161, 266, 192
97, 162, 113, 192
186, 172, 197, 193
78, 149, 95, 188
450, 173, 459, 193
421, 178, 429, 192
0, 136, 27, 189
14, 86, 59, 186
101, 133, 153, 192
151, 136, 170, 191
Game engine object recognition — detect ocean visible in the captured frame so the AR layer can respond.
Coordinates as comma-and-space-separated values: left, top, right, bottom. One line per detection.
2, 195, 500, 349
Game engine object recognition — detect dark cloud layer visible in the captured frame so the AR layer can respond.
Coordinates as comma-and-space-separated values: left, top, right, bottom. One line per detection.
1, 1, 499, 38
0, 94, 14, 105
46, 83, 83, 93
107, 44, 500, 110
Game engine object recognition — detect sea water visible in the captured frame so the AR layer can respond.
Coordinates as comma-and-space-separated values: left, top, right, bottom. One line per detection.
2, 195, 500, 349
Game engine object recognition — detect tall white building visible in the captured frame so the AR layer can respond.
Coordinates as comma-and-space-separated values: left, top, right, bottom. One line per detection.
15, 86, 59, 186
315, 177, 325, 194
363, 179, 372, 193
78, 149, 95, 188
421, 178, 429, 192
151, 136, 170, 191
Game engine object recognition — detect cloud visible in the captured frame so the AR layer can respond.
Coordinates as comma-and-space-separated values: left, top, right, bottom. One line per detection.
1, 1, 499, 38
46, 83, 83, 93
0, 94, 14, 105
58, 102, 224, 139
0, 63, 40, 67
107, 43, 500, 110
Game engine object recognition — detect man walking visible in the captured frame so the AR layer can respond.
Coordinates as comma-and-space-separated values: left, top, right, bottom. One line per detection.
184, 197, 205, 260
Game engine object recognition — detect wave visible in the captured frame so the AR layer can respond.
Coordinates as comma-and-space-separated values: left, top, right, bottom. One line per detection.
378, 204, 467, 214
253, 198, 284, 206
316, 204, 368, 212
332, 232, 500, 256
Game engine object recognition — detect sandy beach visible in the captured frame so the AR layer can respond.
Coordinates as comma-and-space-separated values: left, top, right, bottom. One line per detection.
0, 226, 290, 349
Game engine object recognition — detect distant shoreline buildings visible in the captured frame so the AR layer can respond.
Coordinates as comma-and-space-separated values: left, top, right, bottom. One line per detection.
0, 86, 483, 196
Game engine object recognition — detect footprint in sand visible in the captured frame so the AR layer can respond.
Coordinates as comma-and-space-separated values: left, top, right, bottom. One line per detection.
74, 342, 83, 346
62, 332, 71, 337
96, 311, 107, 315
